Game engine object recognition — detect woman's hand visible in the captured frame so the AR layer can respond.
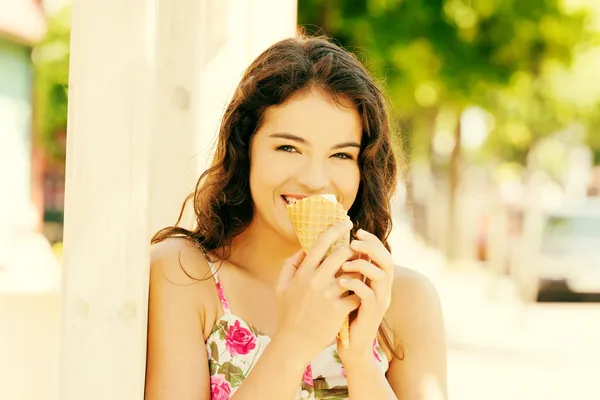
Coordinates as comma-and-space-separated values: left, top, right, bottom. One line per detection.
274, 219, 362, 362
336, 228, 394, 363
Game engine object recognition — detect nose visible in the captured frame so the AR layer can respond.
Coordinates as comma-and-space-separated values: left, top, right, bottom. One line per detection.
296, 158, 330, 192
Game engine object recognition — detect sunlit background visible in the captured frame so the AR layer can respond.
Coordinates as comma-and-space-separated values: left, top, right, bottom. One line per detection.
1, 0, 600, 399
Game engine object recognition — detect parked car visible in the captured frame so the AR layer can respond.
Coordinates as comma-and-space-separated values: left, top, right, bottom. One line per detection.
510, 202, 600, 302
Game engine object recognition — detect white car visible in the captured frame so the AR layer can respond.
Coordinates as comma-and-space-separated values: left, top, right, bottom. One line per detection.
511, 202, 600, 302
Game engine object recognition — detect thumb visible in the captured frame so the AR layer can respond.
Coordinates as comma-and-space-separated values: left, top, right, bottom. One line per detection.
277, 249, 305, 291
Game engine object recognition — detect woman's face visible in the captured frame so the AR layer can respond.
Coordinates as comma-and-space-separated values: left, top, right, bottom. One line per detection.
248, 89, 362, 245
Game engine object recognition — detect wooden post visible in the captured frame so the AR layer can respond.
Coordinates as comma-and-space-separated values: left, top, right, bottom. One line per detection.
58, 1, 157, 398
59, 1, 297, 399
149, 0, 207, 234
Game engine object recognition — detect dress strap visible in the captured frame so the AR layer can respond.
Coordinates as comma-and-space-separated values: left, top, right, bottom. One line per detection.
208, 261, 232, 315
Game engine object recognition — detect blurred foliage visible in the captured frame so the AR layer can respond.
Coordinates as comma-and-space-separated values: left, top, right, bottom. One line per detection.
32, 5, 71, 161
52, 241, 63, 267
587, 107, 600, 164
298, 0, 598, 165
32, 2, 600, 170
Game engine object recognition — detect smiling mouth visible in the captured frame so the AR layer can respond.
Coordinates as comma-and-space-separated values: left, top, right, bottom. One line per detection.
281, 195, 304, 205
282, 194, 340, 205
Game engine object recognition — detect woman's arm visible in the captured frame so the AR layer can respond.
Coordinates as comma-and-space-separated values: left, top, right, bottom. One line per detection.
385, 267, 448, 400
144, 239, 318, 400
228, 332, 308, 400
345, 354, 398, 399
231, 240, 360, 400
144, 239, 213, 400
343, 267, 447, 400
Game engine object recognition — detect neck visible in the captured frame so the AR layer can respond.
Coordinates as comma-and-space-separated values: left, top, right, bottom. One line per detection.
224, 218, 300, 287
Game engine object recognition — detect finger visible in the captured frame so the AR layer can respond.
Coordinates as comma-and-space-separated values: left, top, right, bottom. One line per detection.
350, 231, 394, 277
315, 245, 357, 280
338, 272, 362, 282
338, 293, 361, 315
339, 278, 376, 307
301, 219, 353, 270
350, 239, 390, 275
328, 272, 362, 297
341, 260, 389, 287
341, 274, 391, 314
277, 249, 305, 292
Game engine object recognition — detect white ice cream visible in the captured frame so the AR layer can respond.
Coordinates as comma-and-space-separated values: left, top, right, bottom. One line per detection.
319, 194, 338, 203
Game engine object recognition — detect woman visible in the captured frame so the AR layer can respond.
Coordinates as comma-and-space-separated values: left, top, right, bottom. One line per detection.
145, 35, 447, 400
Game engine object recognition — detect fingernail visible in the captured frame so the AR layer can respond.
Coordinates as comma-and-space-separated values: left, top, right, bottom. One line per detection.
339, 278, 349, 286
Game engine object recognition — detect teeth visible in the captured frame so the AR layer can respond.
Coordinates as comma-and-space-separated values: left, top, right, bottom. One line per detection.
283, 196, 299, 205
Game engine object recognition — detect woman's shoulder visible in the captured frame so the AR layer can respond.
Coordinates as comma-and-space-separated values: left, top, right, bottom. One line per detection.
145, 238, 217, 398
150, 237, 213, 282
386, 265, 444, 336
390, 265, 441, 304
149, 237, 220, 329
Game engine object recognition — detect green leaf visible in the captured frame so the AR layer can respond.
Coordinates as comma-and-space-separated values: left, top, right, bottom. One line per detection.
315, 386, 349, 399
218, 362, 245, 388
313, 377, 329, 390
209, 360, 219, 376
210, 341, 219, 363
248, 324, 261, 337
217, 320, 229, 341
332, 349, 342, 364
300, 384, 314, 394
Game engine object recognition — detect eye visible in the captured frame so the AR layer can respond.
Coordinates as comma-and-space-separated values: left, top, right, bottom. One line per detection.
276, 145, 299, 153
332, 152, 354, 160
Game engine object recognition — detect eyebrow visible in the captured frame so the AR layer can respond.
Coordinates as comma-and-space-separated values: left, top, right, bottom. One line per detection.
268, 132, 361, 150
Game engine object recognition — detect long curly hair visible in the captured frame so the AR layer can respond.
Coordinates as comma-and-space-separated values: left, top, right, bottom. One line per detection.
152, 34, 403, 359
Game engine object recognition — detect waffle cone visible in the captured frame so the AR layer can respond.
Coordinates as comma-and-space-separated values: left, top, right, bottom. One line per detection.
286, 195, 350, 255
286, 195, 351, 348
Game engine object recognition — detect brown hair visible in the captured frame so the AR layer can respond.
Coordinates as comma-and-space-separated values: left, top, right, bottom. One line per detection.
152, 34, 403, 360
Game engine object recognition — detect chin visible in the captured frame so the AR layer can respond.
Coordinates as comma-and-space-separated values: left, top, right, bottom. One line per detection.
254, 207, 295, 241
278, 217, 299, 243
276, 215, 301, 246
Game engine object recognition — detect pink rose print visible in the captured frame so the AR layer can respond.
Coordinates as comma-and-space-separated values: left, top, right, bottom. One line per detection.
215, 281, 231, 314
210, 374, 232, 400
303, 364, 314, 386
226, 320, 257, 356
373, 339, 382, 363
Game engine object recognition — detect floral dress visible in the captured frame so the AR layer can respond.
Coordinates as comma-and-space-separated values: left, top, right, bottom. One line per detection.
205, 262, 389, 400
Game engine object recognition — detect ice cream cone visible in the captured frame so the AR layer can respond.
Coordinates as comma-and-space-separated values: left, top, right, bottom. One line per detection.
286, 194, 351, 348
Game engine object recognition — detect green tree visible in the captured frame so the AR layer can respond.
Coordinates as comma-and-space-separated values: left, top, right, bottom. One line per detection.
32, 5, 71, 161
298, 0, 591, 258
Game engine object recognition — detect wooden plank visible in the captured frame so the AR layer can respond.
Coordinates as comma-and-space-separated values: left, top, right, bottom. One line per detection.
149, 0, 206, 234
59, 1, 298, 399
197, 0, 298, 173
58, 1, 157, 399
248, 0, 298, 59
204, 0, 229, 65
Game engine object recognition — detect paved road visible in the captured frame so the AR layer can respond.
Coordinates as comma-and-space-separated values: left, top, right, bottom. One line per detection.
447, 298, 600, 400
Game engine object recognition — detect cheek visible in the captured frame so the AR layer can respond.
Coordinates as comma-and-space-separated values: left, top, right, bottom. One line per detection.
249, 153, 290, 196
334, 163, 361, 208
